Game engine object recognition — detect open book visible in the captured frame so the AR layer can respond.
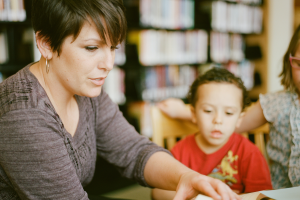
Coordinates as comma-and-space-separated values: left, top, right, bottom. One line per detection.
195, 186, 300, 200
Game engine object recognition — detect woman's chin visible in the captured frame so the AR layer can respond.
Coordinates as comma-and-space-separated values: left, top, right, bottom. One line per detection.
80, 87, 102, 98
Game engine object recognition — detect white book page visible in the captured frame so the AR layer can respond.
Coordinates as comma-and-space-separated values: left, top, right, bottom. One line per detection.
260, 186, 300, 200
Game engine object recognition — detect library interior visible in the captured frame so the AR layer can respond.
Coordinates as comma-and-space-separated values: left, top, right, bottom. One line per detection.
0, 0, 299, 199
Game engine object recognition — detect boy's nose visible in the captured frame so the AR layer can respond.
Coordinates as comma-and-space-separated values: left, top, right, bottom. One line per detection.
213, 113, 223, 124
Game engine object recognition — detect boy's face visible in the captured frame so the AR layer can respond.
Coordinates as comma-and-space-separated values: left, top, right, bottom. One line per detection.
191, 82, 243, 150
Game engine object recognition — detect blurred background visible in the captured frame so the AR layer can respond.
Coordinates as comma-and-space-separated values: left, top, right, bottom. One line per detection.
0, 0, 298, 199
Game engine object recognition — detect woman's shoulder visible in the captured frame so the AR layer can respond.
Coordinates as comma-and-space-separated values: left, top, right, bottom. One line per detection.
0, 64, 51, 117
259, 90, 295, 104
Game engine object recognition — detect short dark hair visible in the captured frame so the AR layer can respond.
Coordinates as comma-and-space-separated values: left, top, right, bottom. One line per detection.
280, 24, 300, 92
31, 0, 127, 56
187, 68, 251, 110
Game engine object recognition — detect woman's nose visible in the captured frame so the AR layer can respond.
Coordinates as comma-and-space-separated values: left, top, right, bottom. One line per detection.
99, 47, 115, 71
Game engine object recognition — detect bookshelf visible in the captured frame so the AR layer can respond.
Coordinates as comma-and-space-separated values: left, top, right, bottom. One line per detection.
123, 0, 265, 136
0, 0, 33, 78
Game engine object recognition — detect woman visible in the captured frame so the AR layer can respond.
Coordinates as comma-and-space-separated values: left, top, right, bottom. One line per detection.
0, 0, 240, 199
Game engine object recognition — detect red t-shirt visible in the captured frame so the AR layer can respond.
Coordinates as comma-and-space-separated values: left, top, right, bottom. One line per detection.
171, 133, 272, 193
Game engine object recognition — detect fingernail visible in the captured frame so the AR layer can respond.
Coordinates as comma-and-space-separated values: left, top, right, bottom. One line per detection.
216, 195, 222, 200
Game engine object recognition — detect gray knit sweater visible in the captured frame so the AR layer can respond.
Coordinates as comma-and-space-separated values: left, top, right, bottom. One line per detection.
0, 64, 168, 199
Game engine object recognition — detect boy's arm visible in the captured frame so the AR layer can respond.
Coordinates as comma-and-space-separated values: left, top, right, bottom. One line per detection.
235, 101, 267, 133
151, 188, 176, 200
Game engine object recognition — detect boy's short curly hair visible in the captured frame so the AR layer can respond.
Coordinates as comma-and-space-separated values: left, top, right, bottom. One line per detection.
187, 67, 251, 110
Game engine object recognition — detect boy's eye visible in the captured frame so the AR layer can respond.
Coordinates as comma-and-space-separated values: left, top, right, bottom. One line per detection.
226, 112, 234, 115
204, 110, 212, 113
85, 46, 98, 51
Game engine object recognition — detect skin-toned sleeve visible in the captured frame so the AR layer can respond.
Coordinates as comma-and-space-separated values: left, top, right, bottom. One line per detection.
92, 91, 171, 187
0, 109, 88, 199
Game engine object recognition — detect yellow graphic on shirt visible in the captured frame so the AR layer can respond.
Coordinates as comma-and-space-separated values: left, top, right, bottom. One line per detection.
208, 150, 238, 186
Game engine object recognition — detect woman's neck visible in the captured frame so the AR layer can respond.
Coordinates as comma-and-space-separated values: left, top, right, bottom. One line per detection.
31, 60, 75, 109
30, 60, 79, 136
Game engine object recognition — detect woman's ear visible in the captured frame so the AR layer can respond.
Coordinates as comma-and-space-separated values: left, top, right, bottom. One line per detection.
35, 32, 53, 60
190, 106, 197, 124
236, 112, 245, 129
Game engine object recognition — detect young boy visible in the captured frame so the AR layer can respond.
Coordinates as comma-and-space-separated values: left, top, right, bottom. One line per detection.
152, 68, 272, 200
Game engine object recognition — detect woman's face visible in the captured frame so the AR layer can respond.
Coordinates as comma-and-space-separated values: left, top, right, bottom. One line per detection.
291, 45, 300, 93
50, 20, 116, 98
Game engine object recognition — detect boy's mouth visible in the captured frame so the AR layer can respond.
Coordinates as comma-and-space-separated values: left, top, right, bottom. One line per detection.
211, 130, 223, 138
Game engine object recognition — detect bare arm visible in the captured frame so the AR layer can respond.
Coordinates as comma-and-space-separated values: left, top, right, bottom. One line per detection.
235, 101, 267, 133
145, 152, 241, 200
157, 98, 193, 121
151, 188, 176, 200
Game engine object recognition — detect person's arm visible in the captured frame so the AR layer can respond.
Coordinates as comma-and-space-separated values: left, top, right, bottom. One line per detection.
94, 92, 240, 200
156, 98, 193, 121
235, 101, 267, 133
145, 152, 241, 200
0, 109, 88, 199
151, 188, 176, 200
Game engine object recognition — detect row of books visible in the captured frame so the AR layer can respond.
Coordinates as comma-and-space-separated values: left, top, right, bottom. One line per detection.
226, 60, 254, 90
141, 61, 255, 102
200, 61, 255, 90
103, 66, 126, 105
210, 32, 245, 63
142, 65, 198, 101
211, 1, 263, 33
139, 30, 208, 66
139, 0, 194, 29
0, 0, 26, 22
0, 30, 8, 64
225, 0, 262, 4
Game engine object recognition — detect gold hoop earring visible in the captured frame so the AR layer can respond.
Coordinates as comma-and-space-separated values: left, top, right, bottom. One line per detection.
46, 58, 50, 74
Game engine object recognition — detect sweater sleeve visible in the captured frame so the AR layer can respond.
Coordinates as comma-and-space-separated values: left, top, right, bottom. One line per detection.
92, 91, 171, 187
240, 145, 273, 193
0, 109, 88, 200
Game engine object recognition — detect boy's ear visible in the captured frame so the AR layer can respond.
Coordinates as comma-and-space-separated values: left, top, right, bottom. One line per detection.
35, 32, 53, 60
190, 106, 197, 124
236, 112, 245, 128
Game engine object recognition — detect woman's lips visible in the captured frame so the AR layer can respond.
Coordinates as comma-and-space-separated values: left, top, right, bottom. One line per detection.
211, 130, 222, 138
90, 77, 105, 86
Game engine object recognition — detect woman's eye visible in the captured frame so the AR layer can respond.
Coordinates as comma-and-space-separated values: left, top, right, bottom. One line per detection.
85, 46, 98, 51
204, 110, 212, 113
111, 46, 119, 51
226, 112, 233, 115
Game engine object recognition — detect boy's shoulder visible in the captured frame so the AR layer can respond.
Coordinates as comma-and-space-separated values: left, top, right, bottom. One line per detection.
171, 134, 197, 153
231, 133, 264, 158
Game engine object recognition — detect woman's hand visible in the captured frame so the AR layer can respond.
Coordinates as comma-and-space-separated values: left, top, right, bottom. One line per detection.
174, 171, 240, 200
157, 98, 192, 121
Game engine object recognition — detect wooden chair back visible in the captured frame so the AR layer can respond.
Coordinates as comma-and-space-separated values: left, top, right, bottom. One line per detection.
151, 105, 198, 150
150, 105, 269, 162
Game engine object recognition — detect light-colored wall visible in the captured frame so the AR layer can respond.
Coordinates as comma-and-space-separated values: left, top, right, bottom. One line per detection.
267, 0, 294, 92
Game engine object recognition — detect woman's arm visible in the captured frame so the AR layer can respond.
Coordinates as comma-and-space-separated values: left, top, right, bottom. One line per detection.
235, 101, 267, 133
0, 110, 88, 199
157, 98, 193, 121
145, 152, 241, 200
151, 188, 176, 200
